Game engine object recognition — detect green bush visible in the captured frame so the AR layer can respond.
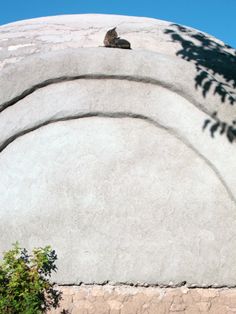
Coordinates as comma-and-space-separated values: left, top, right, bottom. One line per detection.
0, 243, 62, 314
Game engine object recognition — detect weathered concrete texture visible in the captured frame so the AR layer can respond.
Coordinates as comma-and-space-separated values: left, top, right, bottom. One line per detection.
0, 47, 233, 121
0, 14, 214, 65
48, 285, 236, 314
0, 17, 235, 126
0, 117, 235, 286
0, 15, 236, 287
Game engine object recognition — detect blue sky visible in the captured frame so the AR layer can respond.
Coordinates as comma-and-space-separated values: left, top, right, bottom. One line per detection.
1, 0, 236, 48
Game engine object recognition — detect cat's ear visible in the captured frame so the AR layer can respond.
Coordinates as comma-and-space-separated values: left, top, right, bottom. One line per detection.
111, 27, 117, 31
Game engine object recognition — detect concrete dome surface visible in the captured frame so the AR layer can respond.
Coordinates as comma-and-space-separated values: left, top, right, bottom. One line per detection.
0, 14, 235, 287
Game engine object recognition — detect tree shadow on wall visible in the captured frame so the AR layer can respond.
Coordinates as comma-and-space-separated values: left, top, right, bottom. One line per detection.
164, 24, 236, 143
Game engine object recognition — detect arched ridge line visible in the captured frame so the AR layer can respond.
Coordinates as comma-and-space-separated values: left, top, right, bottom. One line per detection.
0, 111, 235, 205
0, 74, 211, 118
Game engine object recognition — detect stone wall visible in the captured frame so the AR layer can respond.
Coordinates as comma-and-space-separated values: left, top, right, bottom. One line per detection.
49, 285, 236, 314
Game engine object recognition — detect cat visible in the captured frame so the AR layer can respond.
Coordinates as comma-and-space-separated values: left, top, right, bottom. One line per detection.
103, 27, 131, 49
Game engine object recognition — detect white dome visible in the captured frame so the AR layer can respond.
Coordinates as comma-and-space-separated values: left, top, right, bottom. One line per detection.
0, 14, 235, 286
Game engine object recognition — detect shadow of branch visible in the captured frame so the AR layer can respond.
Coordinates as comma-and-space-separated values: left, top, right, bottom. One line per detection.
164, 24, 236, 143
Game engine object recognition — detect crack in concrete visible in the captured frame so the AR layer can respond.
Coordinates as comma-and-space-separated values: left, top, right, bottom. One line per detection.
58, 281, 236, 289
0, 111, 235, 206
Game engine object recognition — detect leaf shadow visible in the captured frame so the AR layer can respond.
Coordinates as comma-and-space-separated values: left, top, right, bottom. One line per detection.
164, 24, 236, 143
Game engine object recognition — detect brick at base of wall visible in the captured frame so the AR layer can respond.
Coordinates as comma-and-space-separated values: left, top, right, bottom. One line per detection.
48, 285, 236, 314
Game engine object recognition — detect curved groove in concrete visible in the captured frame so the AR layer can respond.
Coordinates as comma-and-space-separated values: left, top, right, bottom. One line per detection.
0, 48, 226, 119
0, 74, 213, 118
1, 111, 235, 205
